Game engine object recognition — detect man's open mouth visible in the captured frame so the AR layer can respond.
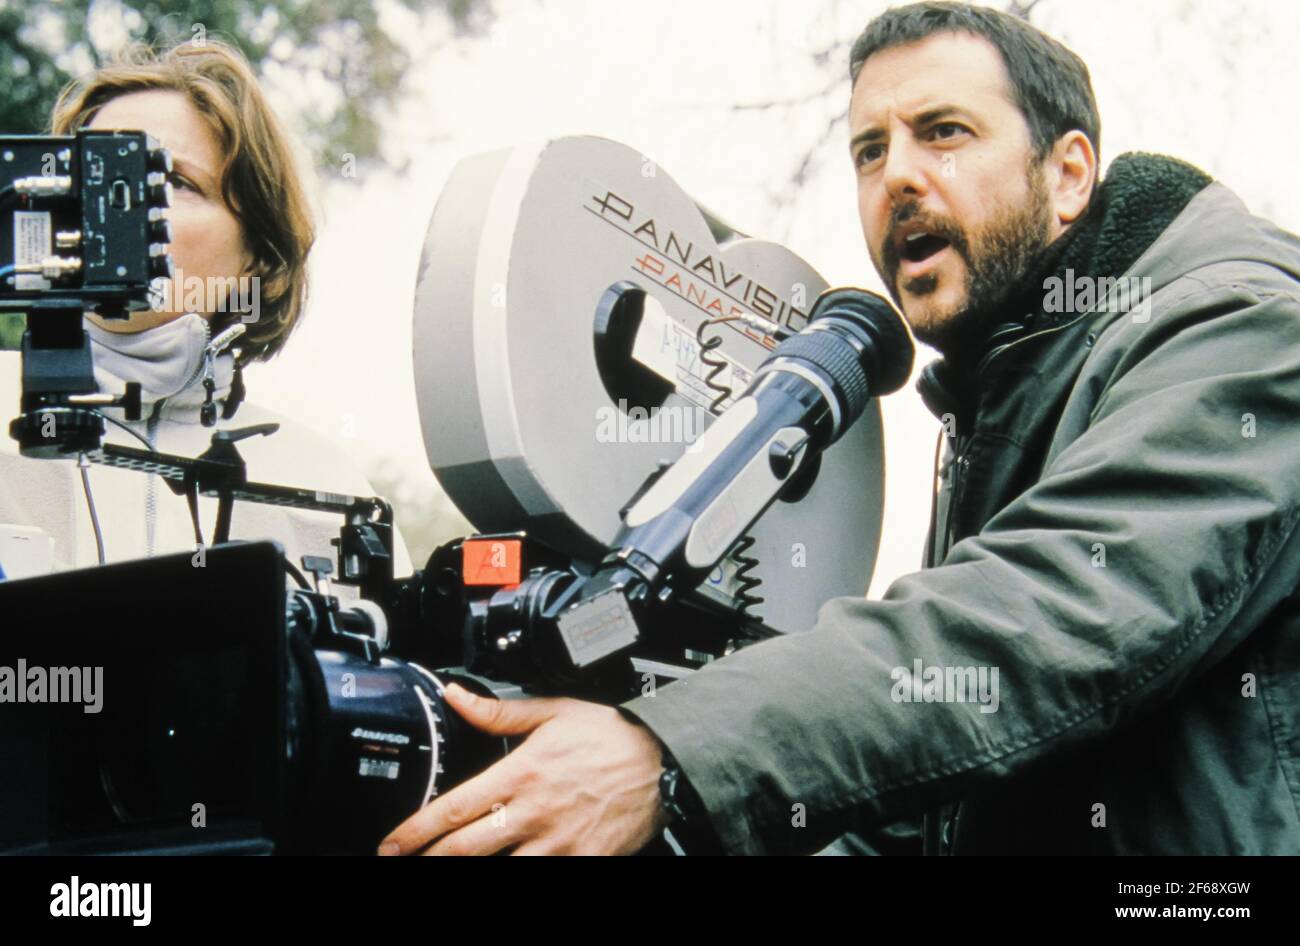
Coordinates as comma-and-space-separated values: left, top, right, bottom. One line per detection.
900, 231, 951, 264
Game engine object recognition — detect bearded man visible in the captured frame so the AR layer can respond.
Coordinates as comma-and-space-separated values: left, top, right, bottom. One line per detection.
382, 1, 1300, 856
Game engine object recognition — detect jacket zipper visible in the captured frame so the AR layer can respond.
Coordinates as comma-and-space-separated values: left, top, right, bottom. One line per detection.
940, 309, 1095, 557
945, 442, 970, 560
176, 320, 214, 398
932, 318, 1082, 855
144, 400, 162, 556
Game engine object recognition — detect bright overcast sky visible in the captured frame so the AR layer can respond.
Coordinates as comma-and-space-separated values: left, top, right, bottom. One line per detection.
242, 0, 1300, 598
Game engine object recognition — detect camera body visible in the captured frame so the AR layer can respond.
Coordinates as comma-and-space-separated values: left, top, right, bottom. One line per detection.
0, 134, 907, 854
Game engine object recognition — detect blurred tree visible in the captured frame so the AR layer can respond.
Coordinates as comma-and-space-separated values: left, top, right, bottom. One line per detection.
0, 0, 491, 166
731, 0, 1043, 217
0, 315, 21, 351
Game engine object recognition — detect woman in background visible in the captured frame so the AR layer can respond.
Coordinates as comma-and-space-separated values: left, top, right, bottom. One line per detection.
0, 38, 409, 581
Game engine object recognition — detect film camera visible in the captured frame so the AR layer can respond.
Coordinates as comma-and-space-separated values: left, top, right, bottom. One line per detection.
0, 134, 912, 854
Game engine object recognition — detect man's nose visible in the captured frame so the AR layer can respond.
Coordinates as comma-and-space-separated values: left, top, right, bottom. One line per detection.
881, 134, 930, 203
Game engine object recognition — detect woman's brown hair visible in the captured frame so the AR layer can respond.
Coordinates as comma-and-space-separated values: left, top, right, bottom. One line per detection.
51, 38, 315, 364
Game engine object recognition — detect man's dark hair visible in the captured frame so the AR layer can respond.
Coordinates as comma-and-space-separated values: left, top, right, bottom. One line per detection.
849, 2, 1101, 164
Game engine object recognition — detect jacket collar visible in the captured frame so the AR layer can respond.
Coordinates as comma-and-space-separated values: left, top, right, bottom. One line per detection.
88, 312, 244, 424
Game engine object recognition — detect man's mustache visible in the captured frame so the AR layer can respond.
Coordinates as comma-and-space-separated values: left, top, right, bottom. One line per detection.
882, 204, 969, 281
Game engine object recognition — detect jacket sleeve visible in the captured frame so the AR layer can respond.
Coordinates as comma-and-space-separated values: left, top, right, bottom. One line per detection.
621, 280, 1300, 854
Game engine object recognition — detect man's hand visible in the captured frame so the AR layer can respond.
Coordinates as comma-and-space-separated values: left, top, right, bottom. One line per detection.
378, 683, 670, 855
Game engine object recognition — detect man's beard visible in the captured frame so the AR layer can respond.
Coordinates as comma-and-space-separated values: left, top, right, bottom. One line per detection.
877, 165, 1055, 355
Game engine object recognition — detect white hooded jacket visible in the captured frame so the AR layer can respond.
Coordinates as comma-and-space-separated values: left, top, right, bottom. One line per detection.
0, 313, 411, 585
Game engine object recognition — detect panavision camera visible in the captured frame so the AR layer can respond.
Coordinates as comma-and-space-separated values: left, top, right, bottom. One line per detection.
0, 134, 912, 854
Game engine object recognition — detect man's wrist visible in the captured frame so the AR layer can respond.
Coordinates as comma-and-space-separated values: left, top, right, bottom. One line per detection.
658, 749, 709, 829
618, 705, 725, 852
655, 747, 728, 853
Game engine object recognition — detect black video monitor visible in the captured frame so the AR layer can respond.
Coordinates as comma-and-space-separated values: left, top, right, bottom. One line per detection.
0, 541, 287, 854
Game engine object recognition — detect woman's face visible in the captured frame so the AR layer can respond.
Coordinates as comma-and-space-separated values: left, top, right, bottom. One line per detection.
85, 89, 252, 334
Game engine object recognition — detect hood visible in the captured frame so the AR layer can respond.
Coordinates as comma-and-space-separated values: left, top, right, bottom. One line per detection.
1122, 178, 1300, 294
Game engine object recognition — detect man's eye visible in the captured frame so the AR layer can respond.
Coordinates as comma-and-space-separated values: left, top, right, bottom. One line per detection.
930, 122, 966, 141
856, 144, 884, 168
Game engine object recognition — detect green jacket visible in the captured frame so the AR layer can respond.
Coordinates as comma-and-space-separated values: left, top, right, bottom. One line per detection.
622, 154, 1300, 855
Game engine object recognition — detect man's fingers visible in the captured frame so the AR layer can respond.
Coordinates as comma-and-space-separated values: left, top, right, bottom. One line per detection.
510, 839, 563, 856
443, 683, 563, 736
379, 761, 517, 855
422, 805, 528, 856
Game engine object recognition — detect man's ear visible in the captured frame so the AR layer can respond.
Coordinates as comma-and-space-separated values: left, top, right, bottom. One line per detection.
1046, 130, 1097, 233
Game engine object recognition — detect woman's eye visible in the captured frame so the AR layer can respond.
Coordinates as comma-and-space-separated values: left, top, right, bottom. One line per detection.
167, 172, 195, 192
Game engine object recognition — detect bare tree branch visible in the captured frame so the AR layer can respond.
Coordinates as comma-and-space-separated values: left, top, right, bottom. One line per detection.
686, 74, 846, 113
1006, 0, 1045, 21
760, 0, 1044, 215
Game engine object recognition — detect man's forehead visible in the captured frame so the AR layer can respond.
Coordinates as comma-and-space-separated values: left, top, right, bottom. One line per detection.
849, 32, 1017, 130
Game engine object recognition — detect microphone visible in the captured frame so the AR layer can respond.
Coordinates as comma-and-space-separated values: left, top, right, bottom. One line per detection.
609, 287, 914, 590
